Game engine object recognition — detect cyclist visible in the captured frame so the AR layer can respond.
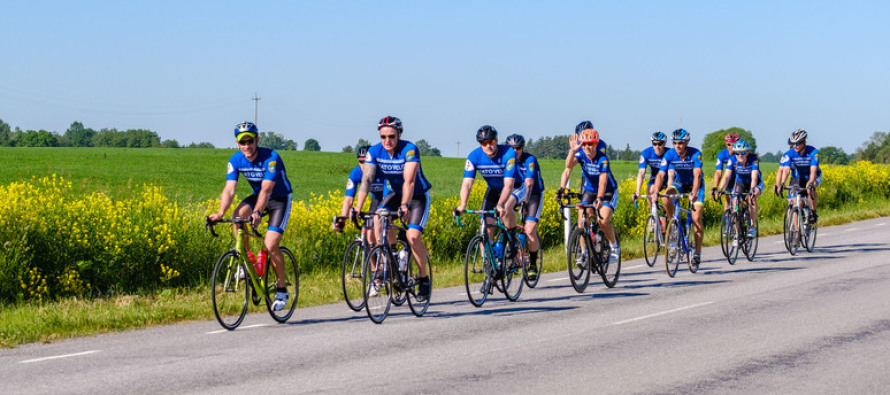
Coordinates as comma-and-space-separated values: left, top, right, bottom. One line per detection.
712, 132, 740, 211
207, 121, 293, 311
504, 133, 545, 280
453, 126, 520, 261
566, 121, 607, 187
557, 128, 620, 264
353, 116, 432, 301
717, 140, 762, 238
632, 131, 669, 204
332, 145, 391, 239
774, 128, 821, 224
650, 128, 704, 265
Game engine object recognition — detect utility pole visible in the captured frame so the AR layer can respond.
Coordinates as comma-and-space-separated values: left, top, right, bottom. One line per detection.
252, 93, 261, 125
456, 140, 461, 158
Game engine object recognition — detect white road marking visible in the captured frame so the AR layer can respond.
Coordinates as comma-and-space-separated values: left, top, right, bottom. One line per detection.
548, 277, 569, 282
624, 264, 645, 271
877, 223, 886, 226
845, 228, 857, 232
206, 324, 269, 334
611, 302, 714, 326
19, 350, 100, 364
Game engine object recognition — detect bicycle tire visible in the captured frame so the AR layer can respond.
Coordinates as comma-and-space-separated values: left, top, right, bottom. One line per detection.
719, 209, 732, 258
643, 215, 660, 267
500, 232, 524, 302
341, 240, 365, 312
804, 208, 818, 253
391, 240, 410, 307
743, 209, 758, 261
464, 235, 490, 307
211, 250, 249, 330
787, 206, 800, 256
567, 228, 592, 293
264, 247, 299, 323
725, 213, 740, 265
363, 245, 392, 324
599, 232, 620, 288
407, 253, 431, 317
664, 219, 681, 278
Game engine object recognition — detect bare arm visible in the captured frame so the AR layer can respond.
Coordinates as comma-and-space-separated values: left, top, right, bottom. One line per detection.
634, 168, 646, 196
355, 162, 376, 212
559, 157, 578, 190
691, 168, 702, 202
209, 180, 239, 221
457, 177, 474, 212
402, 162, 419, 206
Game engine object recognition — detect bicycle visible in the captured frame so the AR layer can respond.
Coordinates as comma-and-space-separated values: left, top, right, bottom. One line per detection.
716, 191, 759, 264
557, 192, 621, 293
456, 209, 526, 307
337, 212, 411, 312
205, 217, 299, 330
362, 208, 431, 324
634, 194, 667, 268
780, 185, 818, 255
660, 193, 698, 277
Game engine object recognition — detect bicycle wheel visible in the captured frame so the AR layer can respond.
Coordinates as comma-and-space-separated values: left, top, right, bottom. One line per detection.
500, 232, 524, 301
725, 213, 740, 265
643, 215, 660, 267
463, 235, 490, 307
567, 228, 592, 293
264, 247, 299, 323
784, 206, 799, 256
341, 240, 365, 312
211, 251, 249, 330
524, 239, 542, 289
363, 245, 392, 324
598, 231, 620, 288
743, 210, 758, 261
407, 253, 431, 317
664, 219, 681, 278
719, 209, 731, 258
391, 240, 410, 307
804, 208, 818, 253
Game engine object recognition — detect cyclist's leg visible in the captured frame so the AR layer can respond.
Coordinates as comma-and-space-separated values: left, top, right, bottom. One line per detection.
810, 174, 821, 215
663, 185, 678, 219
751, 181, 763, 228
691, 187, 705, 254
598, 191, 618, 245
234, 195, 259, 251
524, 193, 544, 256
264, 195, 292, 289
404, 192, 431, 279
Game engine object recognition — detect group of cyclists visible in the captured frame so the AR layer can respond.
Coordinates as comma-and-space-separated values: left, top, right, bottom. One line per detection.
209, 117, 823, 312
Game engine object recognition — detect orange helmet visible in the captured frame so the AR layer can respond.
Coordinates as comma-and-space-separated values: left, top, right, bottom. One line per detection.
579, 129, 599, 145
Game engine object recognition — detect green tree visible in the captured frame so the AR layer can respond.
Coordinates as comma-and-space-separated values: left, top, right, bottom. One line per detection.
304, 138, 321, 151
187, 142, 215, 148
63, 121, 95, 147
341, 145, 354, 153
260, 131, 296, 151
18, 130, 60, 147
855, 131, 890, 164
760, 150, 784, 163
525, 134, 570, 159
701, 127, 758, 161
0, 119, 14, 146
415, 139, 442, 157
161, 139, 180, 148
819, 146, 851, 165
354, 138, 371, 153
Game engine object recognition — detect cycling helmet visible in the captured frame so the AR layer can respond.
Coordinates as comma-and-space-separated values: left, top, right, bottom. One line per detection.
377, 116, 403, 132
476, 125, 498, 142
505, 134, 525, 147
579, 129, 600, 145
732, 140, 751, 153
234, 121, 258, 139
651, 131, 667, 143
672, 128, 690, 142
356, 145, 370, 159
789, 128, 807, 144
787, 138, 793, 146
724, 132, 740, 143
575, 120, 594, 134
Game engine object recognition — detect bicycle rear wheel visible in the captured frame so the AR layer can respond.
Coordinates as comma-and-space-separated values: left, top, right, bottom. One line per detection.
643, 215, 660, 267
211, 251, 249, 330
463, 235, 490, 307
804, 208, 818, 253
598, 231, 620, 288
719, 209, 731, 258
664, 219, 681, 278
501, 233, 524, 302
264, 247, 299, 323
567, 228, 592, 293
341, 240, 365, 312
407, 254, 431, 317
363, 245, 392, 324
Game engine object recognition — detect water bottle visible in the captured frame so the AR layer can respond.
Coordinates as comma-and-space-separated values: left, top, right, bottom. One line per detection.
517, 233, 527, 249
255, 250, 267, 276
493, 241, 504, 259
398, 249, 409, 271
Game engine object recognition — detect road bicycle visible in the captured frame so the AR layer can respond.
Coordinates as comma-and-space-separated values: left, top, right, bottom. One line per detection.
780, 184, 818, 255
661, 193, 698, 277
456, 209, 526, 307
635, 194, 667, 268
716, 191, 759, 264
557, 192, 621, 293
205, 217, 299, 330
362, 209, 431, 324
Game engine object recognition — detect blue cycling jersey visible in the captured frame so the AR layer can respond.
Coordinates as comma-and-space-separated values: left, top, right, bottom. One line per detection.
463, 145, 518, 189
575, 149, 618, 193
727, 153, 760, 185
345, 164, 388, 199
638, 146, 666, 181
780, 146, 822, 179
226, 147, 293, 198
658, 147, 704, 186
515, 152, 545, 194
715, 148, 733, 171
365, 140, 432, 196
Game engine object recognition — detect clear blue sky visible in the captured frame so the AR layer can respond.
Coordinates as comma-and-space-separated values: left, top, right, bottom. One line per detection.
2, 1, 887, 156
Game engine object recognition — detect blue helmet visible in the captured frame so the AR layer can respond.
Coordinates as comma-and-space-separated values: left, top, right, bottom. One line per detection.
575, 120, 594, 134
732, 140, 751, 153
651, 131, 667, 143
234, 121, 258, 139
672, 128, 690, 142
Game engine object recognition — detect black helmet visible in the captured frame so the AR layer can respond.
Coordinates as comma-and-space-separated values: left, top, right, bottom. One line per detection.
505, 134, 525, 147
476, 125, 498, 142
356, 145, 370, 159
575, 120, 594, 134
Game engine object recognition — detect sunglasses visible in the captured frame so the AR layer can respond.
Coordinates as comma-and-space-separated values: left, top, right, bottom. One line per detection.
380, 134, 398, 140
238, 139, 255, 146
581, 143, 596, 148
735, 153, 747, 156
726, 143, 734, 147
673, 141, 687, 145
793, 142, 805, 146
653, 142, 666, 147
479, 139, 496, 147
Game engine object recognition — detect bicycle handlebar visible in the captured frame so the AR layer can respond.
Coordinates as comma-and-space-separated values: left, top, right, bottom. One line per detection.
205, 217, 263, 238
556, 191, 604, 221
454, 209, 498, 228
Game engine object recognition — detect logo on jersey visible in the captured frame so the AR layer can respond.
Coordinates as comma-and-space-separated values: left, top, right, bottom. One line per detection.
780, 155, 789, 163
529, 162, 535, 172
506, 158, 515, 172
639, 156, 645, 164
268, 161, 277, 173
346, 179, 354, 189
227, 162, 234, 174
406, 150, 416, 161
465, 159, 475, 171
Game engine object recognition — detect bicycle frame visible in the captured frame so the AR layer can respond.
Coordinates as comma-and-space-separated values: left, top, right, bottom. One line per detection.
457, 209, 505, 274
207, 218, 272, 299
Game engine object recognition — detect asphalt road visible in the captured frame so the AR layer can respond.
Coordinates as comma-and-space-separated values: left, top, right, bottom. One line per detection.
3, 217, 890, 394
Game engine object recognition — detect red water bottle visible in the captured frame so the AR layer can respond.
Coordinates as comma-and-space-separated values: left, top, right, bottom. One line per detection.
255, 250, 267, 276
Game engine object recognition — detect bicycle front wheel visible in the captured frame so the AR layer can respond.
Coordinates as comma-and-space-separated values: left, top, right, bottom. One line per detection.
264, 247, 299, 323
725, 213, 740, 265
743, 210, 758, 261
407, 253, 431, 317
598, 231, 621, 288
567, 228, 592, 293
719, 209, 731, 258
643, 215, 660, 267
211, 250, 249, 330
363, 245, 392, 324
784, 206, 799, 256
464, 235, 490, 307
341, 240, 365, 312
664, 219, 681, 278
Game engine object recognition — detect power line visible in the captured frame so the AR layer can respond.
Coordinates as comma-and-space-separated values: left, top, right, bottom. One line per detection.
252, 93, 261, 125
